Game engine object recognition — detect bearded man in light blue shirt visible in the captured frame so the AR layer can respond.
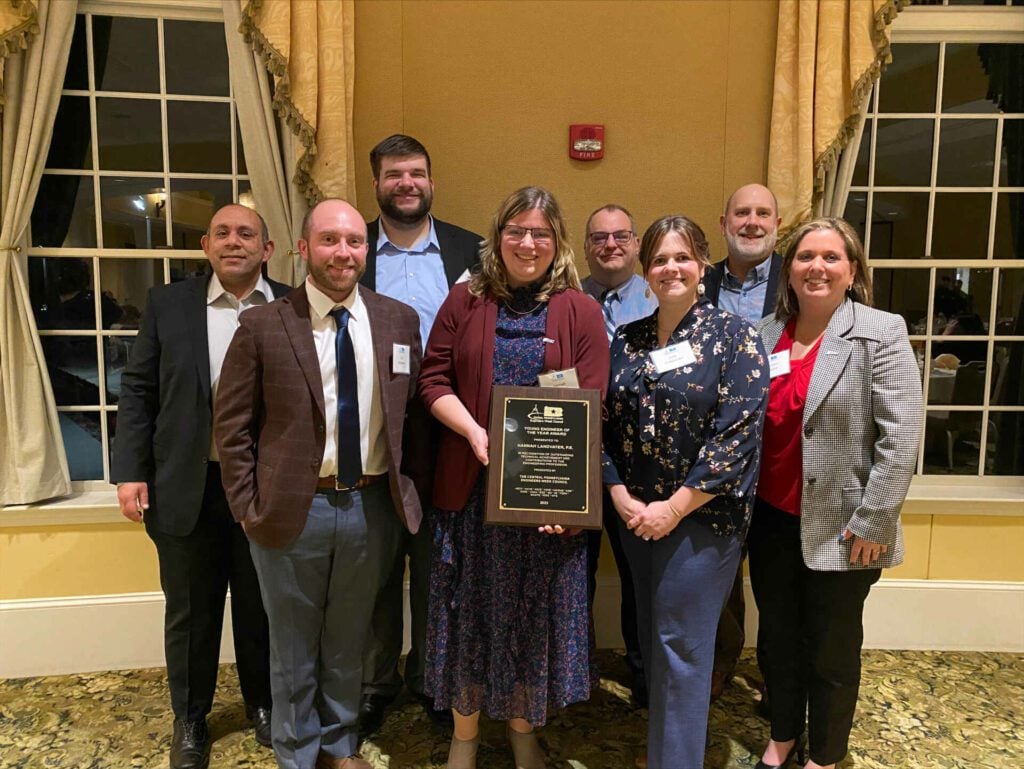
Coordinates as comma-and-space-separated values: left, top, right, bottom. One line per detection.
357, 134, 481, 737
703, 182, 782, 708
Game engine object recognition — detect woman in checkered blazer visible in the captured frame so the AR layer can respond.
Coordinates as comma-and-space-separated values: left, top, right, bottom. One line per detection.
748, 218, 923, 769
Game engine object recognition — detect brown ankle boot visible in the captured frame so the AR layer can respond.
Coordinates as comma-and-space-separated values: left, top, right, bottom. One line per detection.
446, 734, 479, 769
507, 725, 547, 769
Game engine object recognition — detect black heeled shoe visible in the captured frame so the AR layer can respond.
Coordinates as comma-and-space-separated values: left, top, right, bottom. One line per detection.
754, 738, 806, 769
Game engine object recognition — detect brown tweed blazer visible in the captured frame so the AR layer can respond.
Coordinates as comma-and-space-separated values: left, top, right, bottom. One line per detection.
214, 283, 425, 549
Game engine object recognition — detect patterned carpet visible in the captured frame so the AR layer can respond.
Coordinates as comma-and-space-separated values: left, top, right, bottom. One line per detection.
0, 649, 1020, 768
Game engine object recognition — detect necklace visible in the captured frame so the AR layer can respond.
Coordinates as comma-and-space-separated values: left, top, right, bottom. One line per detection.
504, 300, 543, 315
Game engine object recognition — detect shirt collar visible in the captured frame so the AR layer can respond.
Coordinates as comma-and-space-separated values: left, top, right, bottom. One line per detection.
207, 271, 272, 305
724, 255, 773, 287
376, 215, 440, 254
305, 276, 363, 322
587, 272, 640, 301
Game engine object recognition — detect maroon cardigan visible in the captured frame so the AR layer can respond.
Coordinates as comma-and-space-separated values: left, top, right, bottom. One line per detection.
418, 283, 610, 511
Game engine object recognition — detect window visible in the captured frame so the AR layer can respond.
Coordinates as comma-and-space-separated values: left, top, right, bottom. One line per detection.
845, 4, 1024, 476
27, 7, 248, 486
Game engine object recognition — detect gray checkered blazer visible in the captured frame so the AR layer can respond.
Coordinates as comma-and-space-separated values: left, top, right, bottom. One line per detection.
757, 300, 923, 571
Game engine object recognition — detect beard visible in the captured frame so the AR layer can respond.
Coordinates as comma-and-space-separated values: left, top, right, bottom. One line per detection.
725, 228, 778, 265
307, 258, 365, 297
377, 187, 432, 225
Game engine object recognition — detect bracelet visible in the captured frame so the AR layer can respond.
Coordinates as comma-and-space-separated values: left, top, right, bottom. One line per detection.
666, 500, 683, 519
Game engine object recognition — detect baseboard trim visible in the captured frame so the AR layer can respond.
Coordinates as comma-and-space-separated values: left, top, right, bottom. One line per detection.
591, 576, 1024, 653
2, 578, 1021, 678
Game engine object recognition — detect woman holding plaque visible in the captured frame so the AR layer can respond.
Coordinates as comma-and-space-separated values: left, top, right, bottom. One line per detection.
749, 218, 922, 769
603, 215, 768, 769
418, 186, 609, 769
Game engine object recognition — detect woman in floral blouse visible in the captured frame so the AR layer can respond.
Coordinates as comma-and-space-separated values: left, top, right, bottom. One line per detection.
603, 215, 769, 769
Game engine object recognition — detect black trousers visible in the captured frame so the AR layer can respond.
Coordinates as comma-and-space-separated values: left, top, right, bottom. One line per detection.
747, 498, 880, 766
362, 521, 433, 699
147, 463, 272, 721
586, 488, 643, 677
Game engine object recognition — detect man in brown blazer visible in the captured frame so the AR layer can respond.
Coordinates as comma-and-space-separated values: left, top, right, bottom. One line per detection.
215, 199, 424, 769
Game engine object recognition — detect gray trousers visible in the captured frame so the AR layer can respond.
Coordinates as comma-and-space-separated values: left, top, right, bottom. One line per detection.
251, 484, 402, 769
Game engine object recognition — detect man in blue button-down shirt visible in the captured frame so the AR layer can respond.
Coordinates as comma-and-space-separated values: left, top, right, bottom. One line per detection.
358, 134, 481, 736
581, 203, 657, 708
703, 183, 782, 707
705, 183, 782, 324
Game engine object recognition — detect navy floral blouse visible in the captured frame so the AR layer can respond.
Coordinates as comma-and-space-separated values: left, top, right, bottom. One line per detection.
602, 300, 769, 537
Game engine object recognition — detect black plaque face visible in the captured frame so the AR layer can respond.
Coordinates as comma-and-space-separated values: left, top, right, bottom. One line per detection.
485, 385, 602, 529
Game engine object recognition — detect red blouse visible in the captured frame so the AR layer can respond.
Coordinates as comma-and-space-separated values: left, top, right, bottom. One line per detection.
757, 319, 822, 516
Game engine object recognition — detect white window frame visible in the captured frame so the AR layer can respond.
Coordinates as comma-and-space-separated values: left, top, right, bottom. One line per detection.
27, 0, 245, 491
856, 3, 1024, 482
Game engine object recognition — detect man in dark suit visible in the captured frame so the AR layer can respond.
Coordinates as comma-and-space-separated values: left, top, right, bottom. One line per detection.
703, 183, 782, 705
112, 204, 287, 769
215, 199, 425, 769
358, 134, 481, 733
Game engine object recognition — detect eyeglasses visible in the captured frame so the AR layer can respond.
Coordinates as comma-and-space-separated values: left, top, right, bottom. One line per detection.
502, 224, 554, 244
587, 230, 634, 247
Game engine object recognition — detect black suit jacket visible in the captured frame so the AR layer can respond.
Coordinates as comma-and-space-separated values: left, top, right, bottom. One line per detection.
110, 274, 291, 536
359, 217, 481, 291
703, 252, 782, 321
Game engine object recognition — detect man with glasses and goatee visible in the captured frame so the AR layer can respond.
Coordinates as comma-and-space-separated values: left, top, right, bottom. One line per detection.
580, 203, 657, 709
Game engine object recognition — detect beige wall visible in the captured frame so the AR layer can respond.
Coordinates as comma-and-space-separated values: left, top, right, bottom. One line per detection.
3, 510, 1022, 600
351, 0, 779, 262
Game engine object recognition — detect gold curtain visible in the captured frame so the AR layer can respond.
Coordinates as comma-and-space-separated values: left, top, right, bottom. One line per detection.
0, 0, 38, 110
767, 0, 907, 233
239, 0, 356, 207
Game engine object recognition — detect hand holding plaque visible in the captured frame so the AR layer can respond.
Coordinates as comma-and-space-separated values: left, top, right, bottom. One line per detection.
485, 385, 602, 529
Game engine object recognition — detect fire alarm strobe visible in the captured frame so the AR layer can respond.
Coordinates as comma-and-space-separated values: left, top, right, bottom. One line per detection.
570, 124, 604, 160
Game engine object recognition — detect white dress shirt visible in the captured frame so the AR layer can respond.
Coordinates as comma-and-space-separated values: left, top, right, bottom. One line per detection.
304, 277, 388, 477
207, 272, 274, 460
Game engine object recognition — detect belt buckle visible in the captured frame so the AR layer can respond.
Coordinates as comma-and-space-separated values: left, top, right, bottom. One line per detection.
335, 476, 355, 492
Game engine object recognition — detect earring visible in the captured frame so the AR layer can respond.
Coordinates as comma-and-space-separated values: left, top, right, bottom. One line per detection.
644, 286, 651, 299
697, 282, 706, 297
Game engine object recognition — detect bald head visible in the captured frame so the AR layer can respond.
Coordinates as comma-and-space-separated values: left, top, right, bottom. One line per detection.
720, 183, 781, 273
298, 198, 368, 302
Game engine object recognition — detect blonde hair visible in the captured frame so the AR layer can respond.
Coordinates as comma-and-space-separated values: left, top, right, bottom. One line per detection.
775, 217, 873, 321
468, 186, 581, 302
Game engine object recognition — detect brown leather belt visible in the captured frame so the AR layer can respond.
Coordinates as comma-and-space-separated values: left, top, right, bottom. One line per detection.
316, 473, 386, 492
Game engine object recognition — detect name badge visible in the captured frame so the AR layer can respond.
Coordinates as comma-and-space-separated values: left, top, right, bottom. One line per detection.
392, 343, 411, 375
537, 368, 580, 388
769, 350, 791, 378
649, 341, 696, 374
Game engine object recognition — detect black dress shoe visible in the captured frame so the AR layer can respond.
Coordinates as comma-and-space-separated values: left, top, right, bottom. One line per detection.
170, 718, 210, 769
246, 705, 273, 748
630, 672, 649, 709
411, 690, 454, 731
754, 738, 805, 769
357, 693, 394, 738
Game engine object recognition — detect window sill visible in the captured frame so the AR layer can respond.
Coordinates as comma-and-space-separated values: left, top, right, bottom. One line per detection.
3, 478, 1023, 528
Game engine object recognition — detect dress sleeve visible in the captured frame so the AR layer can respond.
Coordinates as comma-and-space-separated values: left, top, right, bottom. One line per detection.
682, 319, 769, 499
572, 293, 610, 399
417, 288, 464, 410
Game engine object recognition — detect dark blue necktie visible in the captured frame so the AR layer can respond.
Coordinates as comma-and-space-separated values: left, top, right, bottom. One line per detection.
329, 307, 362, 487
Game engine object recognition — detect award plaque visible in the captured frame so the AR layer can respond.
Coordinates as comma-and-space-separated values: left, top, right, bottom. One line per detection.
485, 385, 602, 529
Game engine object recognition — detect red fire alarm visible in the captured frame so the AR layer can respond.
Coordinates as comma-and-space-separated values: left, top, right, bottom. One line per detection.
570, 124, 604, 161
